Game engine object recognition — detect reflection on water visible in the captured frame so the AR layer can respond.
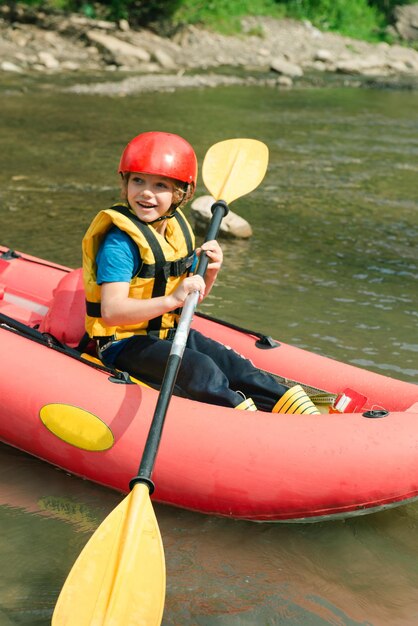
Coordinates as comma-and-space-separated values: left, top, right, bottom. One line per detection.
2, 443, 418, 625
0, 80, 417, 625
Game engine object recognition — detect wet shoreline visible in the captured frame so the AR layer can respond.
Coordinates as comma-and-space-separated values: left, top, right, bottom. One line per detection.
1, 8, 418, 94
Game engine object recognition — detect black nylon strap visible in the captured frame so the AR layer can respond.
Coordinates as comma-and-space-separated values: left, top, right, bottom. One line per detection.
174, 209, 194, 256
86, 300, 102, 317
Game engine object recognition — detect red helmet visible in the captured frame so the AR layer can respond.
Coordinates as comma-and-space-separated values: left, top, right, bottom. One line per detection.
118, 131, 197, 186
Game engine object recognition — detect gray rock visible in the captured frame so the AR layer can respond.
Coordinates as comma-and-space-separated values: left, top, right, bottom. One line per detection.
38, 50, 60, 69
86, 30, 151, 65
270, 57, 303, 77
276, 75, 293, 87
336, 55, 389, 75
1, 60, 23, 73
191, 196, 253, 239
393, 4, 418, 41
152, 48, 177, 70
314, 48, 333, 62
118, 19, 130, 32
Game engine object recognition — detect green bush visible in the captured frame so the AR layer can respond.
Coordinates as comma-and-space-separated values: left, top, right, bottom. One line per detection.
279, 0, 384, 40
172, 0, 285, 33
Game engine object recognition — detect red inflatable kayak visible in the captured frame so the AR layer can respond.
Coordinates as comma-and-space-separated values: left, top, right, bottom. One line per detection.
1, 245, 417, 522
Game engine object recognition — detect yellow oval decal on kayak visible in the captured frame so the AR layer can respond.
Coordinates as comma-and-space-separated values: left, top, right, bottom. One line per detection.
39, 404, 114, 451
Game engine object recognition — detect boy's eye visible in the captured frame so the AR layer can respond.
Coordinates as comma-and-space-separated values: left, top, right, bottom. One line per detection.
132, 176, 144, 184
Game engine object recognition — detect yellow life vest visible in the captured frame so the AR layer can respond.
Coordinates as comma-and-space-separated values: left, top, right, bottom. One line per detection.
82, 204, 195, 340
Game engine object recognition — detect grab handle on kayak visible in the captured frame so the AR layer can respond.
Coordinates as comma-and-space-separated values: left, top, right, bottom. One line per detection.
363, 409, 389, 418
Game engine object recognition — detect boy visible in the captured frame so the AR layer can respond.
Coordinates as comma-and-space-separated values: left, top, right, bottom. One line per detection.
82, 131, 319, 414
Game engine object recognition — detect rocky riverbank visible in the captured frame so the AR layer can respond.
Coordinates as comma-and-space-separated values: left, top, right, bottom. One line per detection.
1, 4, 418, 93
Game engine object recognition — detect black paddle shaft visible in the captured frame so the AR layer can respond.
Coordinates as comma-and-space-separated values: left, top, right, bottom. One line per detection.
131, 200, 229, 493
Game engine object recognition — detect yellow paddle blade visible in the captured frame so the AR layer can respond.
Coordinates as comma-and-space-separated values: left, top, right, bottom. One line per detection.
202, 138, 269, 204
52, 483, 165, 626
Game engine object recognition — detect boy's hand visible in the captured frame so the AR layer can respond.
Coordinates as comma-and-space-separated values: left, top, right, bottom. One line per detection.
197, 240, 223, 272
172, 275, 206, 306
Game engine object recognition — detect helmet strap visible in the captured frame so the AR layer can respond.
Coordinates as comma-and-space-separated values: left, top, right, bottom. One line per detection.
148, 210, 177, 225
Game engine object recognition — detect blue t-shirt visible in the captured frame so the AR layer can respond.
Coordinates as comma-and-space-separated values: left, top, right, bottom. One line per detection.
95, 227, 141, 364
96, 226, 141, 284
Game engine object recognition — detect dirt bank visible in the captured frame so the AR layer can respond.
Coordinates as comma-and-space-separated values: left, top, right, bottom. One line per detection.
1, 5, 418, 93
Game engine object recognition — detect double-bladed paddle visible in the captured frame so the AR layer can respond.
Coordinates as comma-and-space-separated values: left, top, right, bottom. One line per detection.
52, 138, 269, 626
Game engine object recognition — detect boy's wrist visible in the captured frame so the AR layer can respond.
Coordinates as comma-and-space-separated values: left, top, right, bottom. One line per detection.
166, 293, 181, 310
205, 267, 219, 282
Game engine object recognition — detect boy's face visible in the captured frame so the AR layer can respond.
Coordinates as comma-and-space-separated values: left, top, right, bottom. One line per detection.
126, 172, 178, 223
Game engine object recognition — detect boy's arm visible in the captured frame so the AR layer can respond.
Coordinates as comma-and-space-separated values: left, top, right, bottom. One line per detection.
100, 275, 206, 327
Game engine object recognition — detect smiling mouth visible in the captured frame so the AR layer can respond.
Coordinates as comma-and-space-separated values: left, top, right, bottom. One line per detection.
137, 202, 157, 209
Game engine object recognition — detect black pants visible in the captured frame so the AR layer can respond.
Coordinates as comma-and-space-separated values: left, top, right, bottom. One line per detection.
113, 329, 288, 412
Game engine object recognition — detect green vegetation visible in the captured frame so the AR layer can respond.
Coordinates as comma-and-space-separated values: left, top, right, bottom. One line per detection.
281, 0, 417, 40
283, 0, 383, 41
2, 0, 417, 41
173, 0, 286, 34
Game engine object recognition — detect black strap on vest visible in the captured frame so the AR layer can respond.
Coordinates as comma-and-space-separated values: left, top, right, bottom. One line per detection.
86, 205, 195, 333
86, 301, 102, 317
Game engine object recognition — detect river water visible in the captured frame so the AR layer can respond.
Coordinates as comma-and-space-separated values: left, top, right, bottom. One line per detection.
0, 75, 417, 625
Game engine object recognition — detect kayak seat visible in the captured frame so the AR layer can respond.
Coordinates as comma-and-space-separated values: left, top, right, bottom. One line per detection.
39, 268, 86, 348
